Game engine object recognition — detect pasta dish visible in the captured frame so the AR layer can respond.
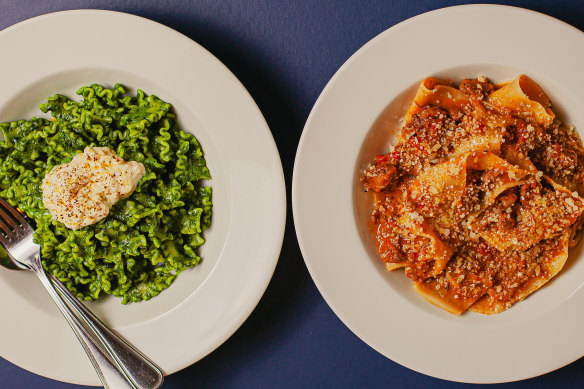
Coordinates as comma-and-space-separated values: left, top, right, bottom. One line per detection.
361, 75, 584, 314
0, 84, 212, 304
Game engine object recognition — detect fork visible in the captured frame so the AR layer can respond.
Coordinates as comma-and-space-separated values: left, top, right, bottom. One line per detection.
0, 197, 164, 389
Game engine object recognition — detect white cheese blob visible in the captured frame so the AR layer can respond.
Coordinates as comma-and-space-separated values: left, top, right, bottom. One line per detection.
42, 147, 146, 230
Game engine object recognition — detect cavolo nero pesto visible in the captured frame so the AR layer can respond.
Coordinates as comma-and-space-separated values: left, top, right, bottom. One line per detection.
0, 84, 212, 303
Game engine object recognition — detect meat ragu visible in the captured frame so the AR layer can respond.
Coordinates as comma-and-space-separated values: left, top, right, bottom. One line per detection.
361, 75, 584, 315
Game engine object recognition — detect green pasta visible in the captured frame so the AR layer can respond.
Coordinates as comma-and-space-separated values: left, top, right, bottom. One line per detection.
0, 84, 212, 303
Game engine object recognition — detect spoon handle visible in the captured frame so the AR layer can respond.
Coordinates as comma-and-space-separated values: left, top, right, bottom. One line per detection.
29, 260, 164, 389
49, 273, 165, 389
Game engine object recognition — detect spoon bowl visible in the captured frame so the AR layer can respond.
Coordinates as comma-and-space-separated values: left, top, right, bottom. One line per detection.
0, 197, 164, 389
0, 249, 27, 271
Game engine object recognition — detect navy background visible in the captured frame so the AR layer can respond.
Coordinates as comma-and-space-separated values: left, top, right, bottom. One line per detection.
1, 0, 584, 388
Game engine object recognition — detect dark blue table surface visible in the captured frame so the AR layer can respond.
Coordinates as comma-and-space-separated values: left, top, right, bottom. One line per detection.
2, 0, 584, 388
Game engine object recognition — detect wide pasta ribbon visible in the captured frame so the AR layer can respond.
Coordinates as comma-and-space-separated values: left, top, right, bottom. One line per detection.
469, 232, 570, 314
404, 77, 470, 123
487, 75, 555, 127
372, 190, 454, 279
468, 176, 584, 252
408, 151, 530, 229
414, 232, 571, 315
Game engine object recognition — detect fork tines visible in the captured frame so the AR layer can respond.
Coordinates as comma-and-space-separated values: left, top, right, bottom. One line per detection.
0, 197, 29, 240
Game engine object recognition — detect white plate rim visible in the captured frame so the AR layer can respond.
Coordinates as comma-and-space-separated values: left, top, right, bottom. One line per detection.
293, 4, 584, 384
0, 9, 286, 386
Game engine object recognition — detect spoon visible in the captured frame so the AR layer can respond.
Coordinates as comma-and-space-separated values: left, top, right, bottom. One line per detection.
0, 198, 164, 389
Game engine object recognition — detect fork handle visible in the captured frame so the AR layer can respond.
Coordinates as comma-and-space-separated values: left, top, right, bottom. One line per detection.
28, 260, 164, 389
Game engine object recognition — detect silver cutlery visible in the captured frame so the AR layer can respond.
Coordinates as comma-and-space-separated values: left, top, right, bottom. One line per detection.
0, 197, 164, 389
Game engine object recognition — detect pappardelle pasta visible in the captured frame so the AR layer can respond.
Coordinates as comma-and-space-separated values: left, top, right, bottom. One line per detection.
362, 75, 584, 315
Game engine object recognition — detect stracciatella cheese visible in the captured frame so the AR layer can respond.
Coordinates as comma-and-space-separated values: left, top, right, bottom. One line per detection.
42, 147, 145, 230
